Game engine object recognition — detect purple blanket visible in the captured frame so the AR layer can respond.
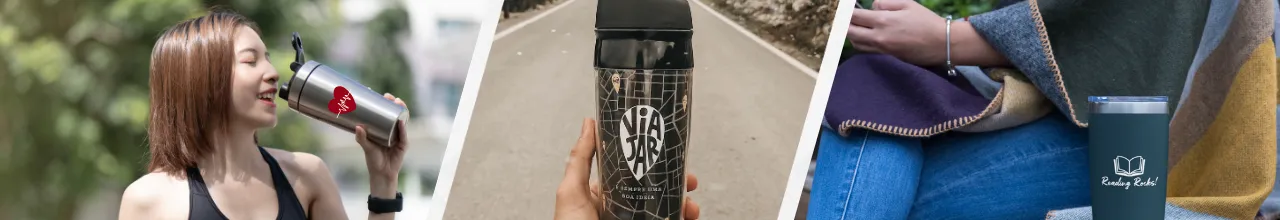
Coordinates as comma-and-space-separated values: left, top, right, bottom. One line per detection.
824, 54, 996, 137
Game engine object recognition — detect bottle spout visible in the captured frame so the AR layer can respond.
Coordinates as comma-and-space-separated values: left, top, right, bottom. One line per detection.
289, 32, 306, 72
278, 82, 290, 101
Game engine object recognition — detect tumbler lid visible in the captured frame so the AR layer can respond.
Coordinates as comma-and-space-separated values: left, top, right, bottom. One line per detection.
1089, 96, 1169, 114
596, 0, 693, 30
282, 32, 310, 102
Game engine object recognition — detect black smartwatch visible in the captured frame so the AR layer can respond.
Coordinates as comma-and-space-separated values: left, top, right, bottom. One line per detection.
368, 192, 404, 214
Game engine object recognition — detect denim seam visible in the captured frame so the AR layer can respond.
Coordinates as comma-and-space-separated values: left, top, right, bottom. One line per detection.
839, 131, 870, 220
916, 146, 1085, 202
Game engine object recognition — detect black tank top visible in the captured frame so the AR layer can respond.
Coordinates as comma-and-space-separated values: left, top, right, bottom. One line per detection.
187, 147, 308, 220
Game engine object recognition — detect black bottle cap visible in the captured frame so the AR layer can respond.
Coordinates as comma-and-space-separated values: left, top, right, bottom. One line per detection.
595, 0, 693, 30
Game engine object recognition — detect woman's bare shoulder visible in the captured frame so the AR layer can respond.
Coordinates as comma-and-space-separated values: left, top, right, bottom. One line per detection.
262, 147, 332, 177
262, 148, 338, 194
119, 172, 188, 218
261, 147, 338, 208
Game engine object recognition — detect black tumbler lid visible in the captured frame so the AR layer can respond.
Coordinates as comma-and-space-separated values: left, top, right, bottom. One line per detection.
595, 0, 693, 30
280, 32, 308, 101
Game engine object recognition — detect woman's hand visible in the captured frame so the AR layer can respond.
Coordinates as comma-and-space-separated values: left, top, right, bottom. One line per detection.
355, 93, 409, 199
849, 0, 1010, 67
849, 0, 948, 65
554, 118, 701, 220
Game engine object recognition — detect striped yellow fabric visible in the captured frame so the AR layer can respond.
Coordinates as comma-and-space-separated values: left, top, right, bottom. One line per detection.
1167, 40, 1277, 220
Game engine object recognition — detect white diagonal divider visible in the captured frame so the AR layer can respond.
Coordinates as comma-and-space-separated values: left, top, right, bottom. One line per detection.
776, 0, 855, 219
426, 0, 505, 219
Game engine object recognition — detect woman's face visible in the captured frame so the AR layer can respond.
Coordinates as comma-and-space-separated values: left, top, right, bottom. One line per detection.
229, 25, 280, 129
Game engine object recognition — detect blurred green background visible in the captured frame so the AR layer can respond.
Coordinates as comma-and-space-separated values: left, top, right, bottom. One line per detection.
844, 0, 999, 60
0, 0, 422, 218
854, 0, 996, 17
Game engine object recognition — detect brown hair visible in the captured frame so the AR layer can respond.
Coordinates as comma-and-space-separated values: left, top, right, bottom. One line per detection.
147, 10, 261, 174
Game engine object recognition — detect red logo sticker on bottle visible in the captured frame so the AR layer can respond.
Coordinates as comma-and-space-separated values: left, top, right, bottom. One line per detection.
328, 86, 357, 117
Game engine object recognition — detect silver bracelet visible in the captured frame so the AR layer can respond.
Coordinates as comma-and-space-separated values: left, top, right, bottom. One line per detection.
945, 15, 956, 76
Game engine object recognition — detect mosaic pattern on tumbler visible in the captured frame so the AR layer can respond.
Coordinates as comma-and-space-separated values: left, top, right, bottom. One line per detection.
595, 68, 691, 220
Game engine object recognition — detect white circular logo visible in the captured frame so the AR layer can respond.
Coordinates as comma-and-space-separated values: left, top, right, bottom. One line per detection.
620, 105, 665, 181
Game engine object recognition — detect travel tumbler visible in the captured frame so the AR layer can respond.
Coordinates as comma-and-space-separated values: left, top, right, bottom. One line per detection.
594, 0, 694, 219
278, 32, 408, 147
1088, 96, 1168, 220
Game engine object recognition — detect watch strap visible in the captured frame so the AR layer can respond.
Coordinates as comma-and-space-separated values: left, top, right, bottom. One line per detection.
368, 192, 403, 214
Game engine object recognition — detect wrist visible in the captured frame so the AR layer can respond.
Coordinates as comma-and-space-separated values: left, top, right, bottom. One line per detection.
369, 175, 398, 198
951, 21, 976, 65
950, 21, 1010, 67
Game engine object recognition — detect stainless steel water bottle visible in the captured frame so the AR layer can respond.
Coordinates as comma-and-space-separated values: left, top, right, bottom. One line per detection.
594, 0, 694, 219
277, 32, 408, 147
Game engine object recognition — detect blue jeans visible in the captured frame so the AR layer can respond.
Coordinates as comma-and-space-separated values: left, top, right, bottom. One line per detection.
808, 114, 1091, 219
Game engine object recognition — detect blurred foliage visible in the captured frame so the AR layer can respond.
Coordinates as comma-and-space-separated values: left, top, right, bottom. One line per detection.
922, 0, 997, 17
846, 0, 998, 60
501, 0, 558, 18
357, 5, 417, 115
855, 0, 996, 16
707, 0, 837, 58
0, 0, 416, 218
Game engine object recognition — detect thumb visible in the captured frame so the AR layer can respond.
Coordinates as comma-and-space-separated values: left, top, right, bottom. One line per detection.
355, 125, 375, 150
872, 0, 913, 11
561, 118, 598, 188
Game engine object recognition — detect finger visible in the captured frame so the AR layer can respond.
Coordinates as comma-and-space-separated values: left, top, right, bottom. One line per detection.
847, 25, 880, 51
849, 42, 880, 54
355, 125, 376, 149
589, 180, 604, 210
873, 0, 913, 11
848, 23, 873, 40
686, 173, 699, 192
355, 125, 367, 142
391, 98, 407, 113
383, 93, 394, 101
589, 180, 603, 200
589, 180, 601, 194
683, 197, 700, 220
850, 8, 889, 27
562, 118, 598, 188
394, 120, 408, 150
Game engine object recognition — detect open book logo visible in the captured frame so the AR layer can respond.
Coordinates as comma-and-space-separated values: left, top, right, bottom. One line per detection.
1113, 156, 1146, 177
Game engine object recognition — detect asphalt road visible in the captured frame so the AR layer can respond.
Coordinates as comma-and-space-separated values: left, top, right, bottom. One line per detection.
443, 0, 816, 219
